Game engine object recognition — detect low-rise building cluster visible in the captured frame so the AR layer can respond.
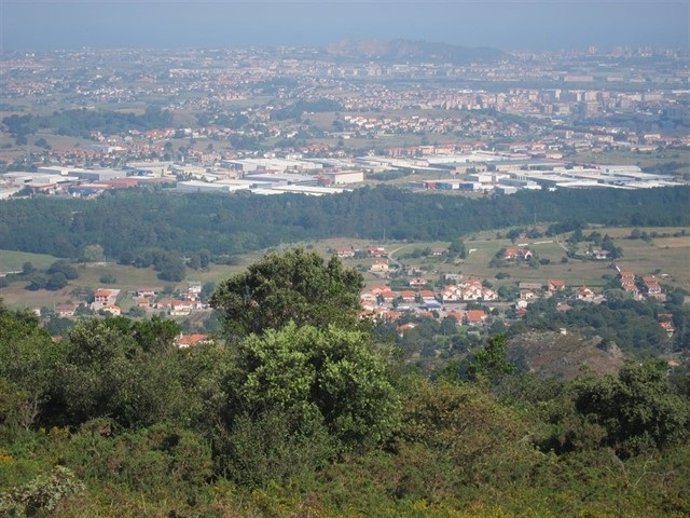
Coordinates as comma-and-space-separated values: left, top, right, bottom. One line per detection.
353, 250, 675, 339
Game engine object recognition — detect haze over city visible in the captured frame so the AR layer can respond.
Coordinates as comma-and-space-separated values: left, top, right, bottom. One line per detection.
2, 0, 690, 514
2, 0, 689, 50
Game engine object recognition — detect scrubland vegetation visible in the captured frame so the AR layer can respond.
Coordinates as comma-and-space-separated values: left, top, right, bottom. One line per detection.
2, 249, 689, 517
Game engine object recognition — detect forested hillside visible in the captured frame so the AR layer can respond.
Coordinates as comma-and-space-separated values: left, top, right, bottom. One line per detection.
1, 250, 689, 517
0, 186, 688, 259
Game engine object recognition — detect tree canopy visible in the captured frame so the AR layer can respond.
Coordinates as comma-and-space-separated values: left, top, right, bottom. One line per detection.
2, 286, 690, 516
210, 248, 363, 337
0, 186, 688, 260
230, 322, 401, 451
573, 361, 690, 456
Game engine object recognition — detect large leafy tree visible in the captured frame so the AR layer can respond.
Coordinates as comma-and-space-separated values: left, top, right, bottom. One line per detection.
0, 303, 61, 429
573, 361, 690, 455
51, 318, 190, 428
210, 248, 363, 337
228, 323, 401, 451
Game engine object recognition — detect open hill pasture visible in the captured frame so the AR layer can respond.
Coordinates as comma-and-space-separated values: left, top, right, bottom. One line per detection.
0, 249, 58, 272
3, 225, 687, 312
0, 254, 251, 311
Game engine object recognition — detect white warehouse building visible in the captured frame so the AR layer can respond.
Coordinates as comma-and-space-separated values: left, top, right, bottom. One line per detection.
320, 170, 364, 185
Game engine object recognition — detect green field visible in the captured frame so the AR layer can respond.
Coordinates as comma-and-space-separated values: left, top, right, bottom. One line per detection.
440, 236, 613, 287
0, 254, 252, 311
385, 226, 690, 290
0, 250, 59, 272
1, 226, 688, 311
229, 227, 690, 294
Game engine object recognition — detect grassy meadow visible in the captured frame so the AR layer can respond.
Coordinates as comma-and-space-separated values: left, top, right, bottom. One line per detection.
0, 225, 688, 311
0, 250, 58, 272
0, 253, 251, 311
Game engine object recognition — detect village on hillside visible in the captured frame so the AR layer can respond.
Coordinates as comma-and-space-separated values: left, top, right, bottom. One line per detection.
351, 244, 677, 340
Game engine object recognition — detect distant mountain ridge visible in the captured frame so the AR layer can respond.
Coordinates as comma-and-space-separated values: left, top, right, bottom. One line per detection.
325, 39, 509, 64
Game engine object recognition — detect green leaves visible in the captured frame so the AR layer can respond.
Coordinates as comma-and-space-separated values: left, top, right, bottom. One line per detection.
223, 409, 334, 487
466, 334, 515, 385
0, 305, 59, 429
211, 248, 363, 337
207, 249, 397, 480
2, 297, 690, 516
53, 318, 191, 429
573, 361, 690, 456
0, 466, 84, 517
233, 323, 401, 451
203, 322, 401, 485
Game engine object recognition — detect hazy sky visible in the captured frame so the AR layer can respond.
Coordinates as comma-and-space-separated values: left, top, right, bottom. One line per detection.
1, 1, 688, 50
